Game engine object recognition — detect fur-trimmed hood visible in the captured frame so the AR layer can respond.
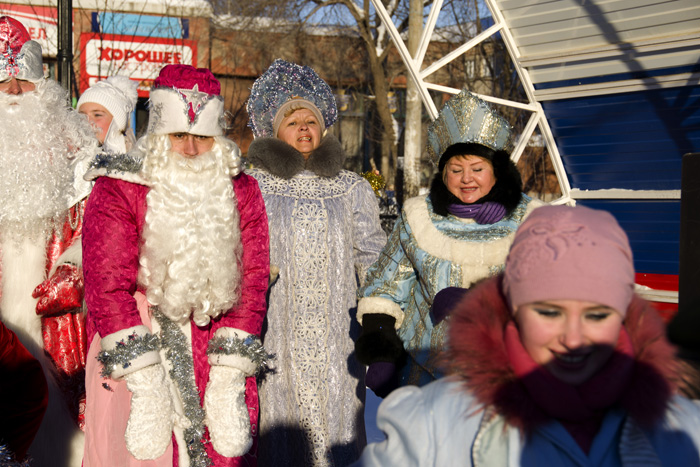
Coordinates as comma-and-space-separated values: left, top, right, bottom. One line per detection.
246, 133, 346, 179
445, 275, 684, 432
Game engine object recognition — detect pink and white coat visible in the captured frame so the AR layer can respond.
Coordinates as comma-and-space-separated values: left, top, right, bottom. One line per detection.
82, 171, 270, 467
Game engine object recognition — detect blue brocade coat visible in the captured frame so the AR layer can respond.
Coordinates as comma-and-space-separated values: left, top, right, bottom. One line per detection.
358, 194, 542, 386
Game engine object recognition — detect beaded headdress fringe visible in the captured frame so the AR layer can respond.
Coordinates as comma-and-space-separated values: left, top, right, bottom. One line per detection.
427, 90, 513, 164
247, 59, 337, 139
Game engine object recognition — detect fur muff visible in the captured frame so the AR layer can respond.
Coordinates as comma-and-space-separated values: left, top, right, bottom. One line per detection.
430, 149, 523, 217
247, 134, 346, 179
445, 275, 681, 432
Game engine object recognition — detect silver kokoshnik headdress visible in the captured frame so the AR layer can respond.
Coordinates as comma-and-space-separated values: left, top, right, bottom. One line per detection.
247, 59, 337, 139
427, 89, 513, 165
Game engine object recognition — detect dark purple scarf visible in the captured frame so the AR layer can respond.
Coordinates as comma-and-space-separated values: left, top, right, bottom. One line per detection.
447, 201, 506, 224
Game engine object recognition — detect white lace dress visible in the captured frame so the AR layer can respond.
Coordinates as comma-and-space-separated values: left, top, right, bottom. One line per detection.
248, 168, 386, 467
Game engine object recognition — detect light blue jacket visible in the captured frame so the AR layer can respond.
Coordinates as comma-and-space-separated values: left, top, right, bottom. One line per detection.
354, 378, 700, 467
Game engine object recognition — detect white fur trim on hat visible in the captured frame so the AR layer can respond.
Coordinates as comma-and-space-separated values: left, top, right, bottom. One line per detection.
0, 39, 43, 83
147, 86, 224, 136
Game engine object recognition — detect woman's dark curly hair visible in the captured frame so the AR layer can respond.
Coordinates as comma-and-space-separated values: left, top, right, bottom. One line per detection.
430, 142, 523, 217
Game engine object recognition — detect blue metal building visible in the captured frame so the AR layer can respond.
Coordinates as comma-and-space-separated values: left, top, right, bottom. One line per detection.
372, 0, 700, 315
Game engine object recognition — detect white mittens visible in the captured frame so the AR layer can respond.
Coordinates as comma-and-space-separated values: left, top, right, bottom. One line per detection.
205, 327, 271, 457
98, 326, 173, 460
99, 325, 270, 461
204, 365, 252, 457
124, 364, 175, 460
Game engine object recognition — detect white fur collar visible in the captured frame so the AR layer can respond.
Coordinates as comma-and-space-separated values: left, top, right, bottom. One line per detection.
403, 196, 542, 287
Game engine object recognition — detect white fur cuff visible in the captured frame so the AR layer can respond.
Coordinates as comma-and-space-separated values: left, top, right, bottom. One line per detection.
99, 325, 161, 380
207, 327, 266, 376
358, 297, 404, 329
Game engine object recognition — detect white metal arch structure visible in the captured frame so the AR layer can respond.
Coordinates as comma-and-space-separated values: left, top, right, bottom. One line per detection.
370, 0, 574, 205
370, 0, 699, 205
371, 0, 700, 306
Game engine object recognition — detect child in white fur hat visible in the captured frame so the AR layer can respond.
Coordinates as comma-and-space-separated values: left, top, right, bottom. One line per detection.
78, 76, 138, 154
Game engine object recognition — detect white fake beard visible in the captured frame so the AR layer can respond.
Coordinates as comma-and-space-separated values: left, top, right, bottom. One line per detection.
138, 145, 242, 326
0, 83, 91, 465
0, 83, 92, 240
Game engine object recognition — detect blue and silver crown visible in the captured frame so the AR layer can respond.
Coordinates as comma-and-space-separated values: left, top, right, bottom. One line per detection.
247, 59, 337, 138
427, 90, 513, 164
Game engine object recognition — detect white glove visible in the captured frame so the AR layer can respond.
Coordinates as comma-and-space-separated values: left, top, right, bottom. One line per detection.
124, 364, 174, 460
204, 365, 252, 457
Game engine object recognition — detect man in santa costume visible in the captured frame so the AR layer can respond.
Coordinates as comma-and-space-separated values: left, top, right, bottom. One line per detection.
0, 15, 98, 466
82, 64, 270, 466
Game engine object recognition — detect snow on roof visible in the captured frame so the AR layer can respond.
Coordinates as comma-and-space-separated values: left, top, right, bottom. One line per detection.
213, 14, 477, 43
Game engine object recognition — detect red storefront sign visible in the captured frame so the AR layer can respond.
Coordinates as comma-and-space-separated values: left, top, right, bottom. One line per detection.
0, 4, 59, 56
80, 33, 197, 98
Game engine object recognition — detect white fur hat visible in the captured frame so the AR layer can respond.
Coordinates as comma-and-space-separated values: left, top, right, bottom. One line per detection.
77, 76, 139, 132
146, 65, 224, 137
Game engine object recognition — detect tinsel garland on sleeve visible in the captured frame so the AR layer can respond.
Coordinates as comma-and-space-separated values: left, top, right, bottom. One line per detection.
207, 334, 274, 375
0, 444, 31, 467
96, 332, 160, 378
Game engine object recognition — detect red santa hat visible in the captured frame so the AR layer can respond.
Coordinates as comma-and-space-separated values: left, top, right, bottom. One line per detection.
0, 16, 44, 83
146, 64, 224, 136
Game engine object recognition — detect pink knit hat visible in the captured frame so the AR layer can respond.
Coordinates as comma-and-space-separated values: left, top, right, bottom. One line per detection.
502, 205, 635, 317
147, 64, 224, 136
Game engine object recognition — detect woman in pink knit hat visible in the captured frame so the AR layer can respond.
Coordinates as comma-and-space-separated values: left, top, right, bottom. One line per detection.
353, 204, 700, 466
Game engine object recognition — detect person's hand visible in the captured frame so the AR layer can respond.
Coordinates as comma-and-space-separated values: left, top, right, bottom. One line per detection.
366, 361, 399, 398
355, 314, 406, 398
204, 366, 252, 457
32, 264, 83, 316
430, 287, 468, 324
124, 364, 177, 460
355, 314, 404, 366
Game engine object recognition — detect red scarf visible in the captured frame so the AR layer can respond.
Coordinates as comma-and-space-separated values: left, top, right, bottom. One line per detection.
504, 323, 634, 453
446, 275, 678, 451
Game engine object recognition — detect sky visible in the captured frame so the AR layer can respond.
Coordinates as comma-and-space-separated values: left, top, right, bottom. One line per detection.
302, 0, 492, 28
